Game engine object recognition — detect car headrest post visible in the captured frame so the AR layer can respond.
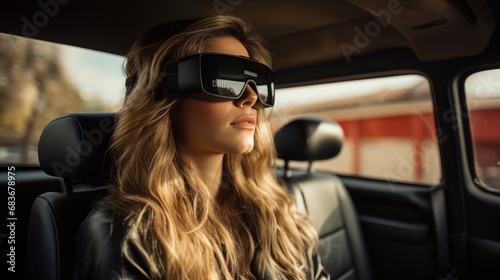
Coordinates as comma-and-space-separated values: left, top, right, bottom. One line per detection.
62, 178, 73, 194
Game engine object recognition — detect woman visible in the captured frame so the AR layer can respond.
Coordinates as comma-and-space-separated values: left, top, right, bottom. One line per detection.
74, 15, 330, 280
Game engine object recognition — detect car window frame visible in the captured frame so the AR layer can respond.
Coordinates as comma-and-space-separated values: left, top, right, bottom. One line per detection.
273, 69, 443, 187
455, 63, 500, 195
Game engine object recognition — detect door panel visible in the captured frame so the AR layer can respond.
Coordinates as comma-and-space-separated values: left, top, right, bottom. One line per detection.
341, 177, 448, 280
461, 162, 500, 279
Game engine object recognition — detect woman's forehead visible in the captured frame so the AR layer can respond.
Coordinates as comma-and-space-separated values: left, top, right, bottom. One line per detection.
202, 36, 250, 58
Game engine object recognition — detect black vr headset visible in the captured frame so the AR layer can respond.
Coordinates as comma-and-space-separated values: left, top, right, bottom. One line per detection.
126, 53, 275, 108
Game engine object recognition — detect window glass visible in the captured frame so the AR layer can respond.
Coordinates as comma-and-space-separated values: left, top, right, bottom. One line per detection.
272, 75, 441, 185
464, 69, 500, 192
0, 33, 124, 165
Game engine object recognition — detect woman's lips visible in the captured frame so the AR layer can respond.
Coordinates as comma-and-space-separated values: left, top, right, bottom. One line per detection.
231, 115, 256, 129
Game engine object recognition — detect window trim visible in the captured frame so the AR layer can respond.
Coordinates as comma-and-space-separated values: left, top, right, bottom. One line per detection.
456, 63, 500, 194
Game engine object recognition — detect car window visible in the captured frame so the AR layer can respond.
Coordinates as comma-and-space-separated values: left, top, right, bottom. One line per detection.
464, 68, 500, 192
0, 33, 124, 165
272, 74, 441, 186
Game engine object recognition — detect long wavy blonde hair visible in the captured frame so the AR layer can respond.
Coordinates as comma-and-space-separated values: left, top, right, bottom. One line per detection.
105, 15, 318, 279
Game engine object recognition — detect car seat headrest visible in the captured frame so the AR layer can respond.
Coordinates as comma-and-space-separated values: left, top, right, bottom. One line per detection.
38, 112, 116, 190
274, 117, 343, 173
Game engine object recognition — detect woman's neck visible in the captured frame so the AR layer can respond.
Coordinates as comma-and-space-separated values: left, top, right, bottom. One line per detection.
181, 151, 225, 201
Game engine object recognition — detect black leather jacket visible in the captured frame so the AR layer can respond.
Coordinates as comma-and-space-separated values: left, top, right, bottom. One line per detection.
73, 209, 330, 280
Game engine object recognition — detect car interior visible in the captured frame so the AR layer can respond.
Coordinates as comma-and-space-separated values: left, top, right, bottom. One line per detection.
1, 0, 500, 279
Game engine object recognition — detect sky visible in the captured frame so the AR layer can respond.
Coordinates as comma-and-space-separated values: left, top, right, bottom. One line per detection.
464, 68, 500, 100
60, 45, 126, 108
274, 75, 426, 109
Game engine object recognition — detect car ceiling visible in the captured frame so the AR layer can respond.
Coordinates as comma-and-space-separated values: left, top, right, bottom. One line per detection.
0, 0, 498, 73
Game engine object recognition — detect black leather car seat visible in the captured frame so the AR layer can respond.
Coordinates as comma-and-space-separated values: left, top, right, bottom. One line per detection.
24, 112, 115, 280
274, 117, 373, 280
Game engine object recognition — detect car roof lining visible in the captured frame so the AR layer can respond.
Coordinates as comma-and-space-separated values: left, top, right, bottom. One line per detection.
0, 0, 497, 72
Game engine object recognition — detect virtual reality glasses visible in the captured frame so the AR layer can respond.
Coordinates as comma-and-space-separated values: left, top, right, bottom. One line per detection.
161, 53, 275, 108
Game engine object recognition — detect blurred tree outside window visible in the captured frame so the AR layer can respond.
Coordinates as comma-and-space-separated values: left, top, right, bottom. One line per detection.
0, 34, 124, 165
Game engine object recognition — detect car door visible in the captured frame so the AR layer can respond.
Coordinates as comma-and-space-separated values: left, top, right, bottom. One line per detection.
451, 55, 500, 279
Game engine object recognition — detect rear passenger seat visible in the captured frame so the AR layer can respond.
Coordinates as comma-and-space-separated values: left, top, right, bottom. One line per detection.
274, 117, 373, 280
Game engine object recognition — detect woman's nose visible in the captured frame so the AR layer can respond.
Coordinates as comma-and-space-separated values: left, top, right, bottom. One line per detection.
235, 84, 258, 108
